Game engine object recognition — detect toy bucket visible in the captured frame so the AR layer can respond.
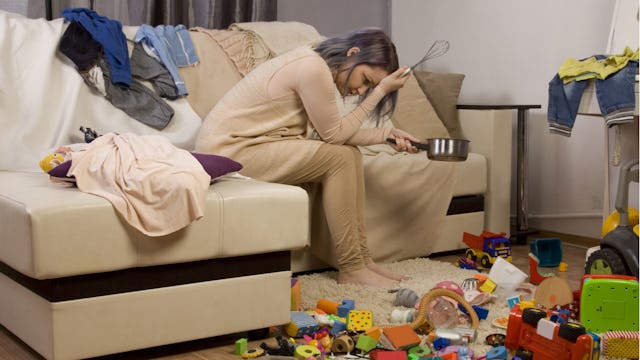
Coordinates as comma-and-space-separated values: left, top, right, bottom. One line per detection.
488, 257, 528, 295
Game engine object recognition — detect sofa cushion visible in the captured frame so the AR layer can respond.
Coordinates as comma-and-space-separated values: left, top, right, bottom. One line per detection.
0, 171, 308, 279
413, 71, 466, 139
452, 153, 487, 196
390, 73, 449, 141
48, 152, 243, 182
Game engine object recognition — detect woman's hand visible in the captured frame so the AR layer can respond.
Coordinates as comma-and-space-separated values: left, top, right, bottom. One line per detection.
388, 128, 421, 153
377, 66, 411, 94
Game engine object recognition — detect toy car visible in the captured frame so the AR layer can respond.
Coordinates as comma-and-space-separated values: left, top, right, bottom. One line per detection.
585, 160, 639, 277
505, 304, 600, 360
463, 231, 511, 268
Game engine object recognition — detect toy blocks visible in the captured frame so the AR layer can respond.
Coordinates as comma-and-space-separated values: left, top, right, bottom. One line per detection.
379, 324, 421, 350
356, 334, 379, 352
285, 311, 319, 337
337, 299, 355, 317
234, 338, 248, 355
347, 309, 373, 331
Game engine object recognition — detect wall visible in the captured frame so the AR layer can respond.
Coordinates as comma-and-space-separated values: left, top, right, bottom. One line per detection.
390, 0, 638, 238
277, 0, 389, 37
280, 0, 638, 239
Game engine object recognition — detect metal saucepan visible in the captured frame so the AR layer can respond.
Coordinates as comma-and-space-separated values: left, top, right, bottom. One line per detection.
386, 137, 469, 162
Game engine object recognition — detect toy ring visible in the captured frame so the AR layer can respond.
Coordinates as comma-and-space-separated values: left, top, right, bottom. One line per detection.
241, 348, 265, 358
485, 333, 506, 347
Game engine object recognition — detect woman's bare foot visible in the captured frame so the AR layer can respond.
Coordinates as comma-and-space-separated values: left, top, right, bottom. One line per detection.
338, 268, 399, 288
366, 262, 411, 281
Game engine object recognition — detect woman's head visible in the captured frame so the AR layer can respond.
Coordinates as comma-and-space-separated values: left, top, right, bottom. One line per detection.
314, 28, 400, 122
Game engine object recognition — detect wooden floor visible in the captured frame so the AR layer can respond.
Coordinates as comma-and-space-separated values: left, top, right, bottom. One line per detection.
0, 235, 591, 360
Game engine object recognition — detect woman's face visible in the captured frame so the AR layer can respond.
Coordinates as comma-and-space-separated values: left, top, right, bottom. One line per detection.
334, 63, 388, 97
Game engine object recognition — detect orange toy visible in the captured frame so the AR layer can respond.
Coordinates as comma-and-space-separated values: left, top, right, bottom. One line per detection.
528, 252, 555, 285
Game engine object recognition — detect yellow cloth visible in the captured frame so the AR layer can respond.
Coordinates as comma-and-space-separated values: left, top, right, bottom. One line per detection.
559, 46, 639, 84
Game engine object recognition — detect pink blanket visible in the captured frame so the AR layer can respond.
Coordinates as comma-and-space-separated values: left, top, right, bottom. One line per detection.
69, 133, 210, 236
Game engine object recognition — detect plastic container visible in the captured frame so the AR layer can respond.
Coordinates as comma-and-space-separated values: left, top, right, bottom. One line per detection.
530, 238, 562, 267
488, 256, 528, 298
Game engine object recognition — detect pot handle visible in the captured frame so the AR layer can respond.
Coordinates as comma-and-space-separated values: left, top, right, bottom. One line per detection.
386, 137, 429, 151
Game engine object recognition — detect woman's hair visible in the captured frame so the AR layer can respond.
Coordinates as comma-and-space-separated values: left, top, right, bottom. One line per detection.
314, 27, 400, 125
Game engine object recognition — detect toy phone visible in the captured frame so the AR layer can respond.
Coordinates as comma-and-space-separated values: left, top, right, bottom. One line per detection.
579, 275, 639, 333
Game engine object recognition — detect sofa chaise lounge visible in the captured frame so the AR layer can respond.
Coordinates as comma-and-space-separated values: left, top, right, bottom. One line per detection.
0, 11, 512, 359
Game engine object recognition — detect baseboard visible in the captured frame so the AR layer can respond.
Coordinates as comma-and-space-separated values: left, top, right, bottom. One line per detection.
531, 229, 600, 248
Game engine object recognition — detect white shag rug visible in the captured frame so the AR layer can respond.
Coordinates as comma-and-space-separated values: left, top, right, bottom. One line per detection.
295, 257, 512, 357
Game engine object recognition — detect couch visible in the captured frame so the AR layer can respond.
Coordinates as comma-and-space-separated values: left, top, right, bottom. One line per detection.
0, 10, 512, 359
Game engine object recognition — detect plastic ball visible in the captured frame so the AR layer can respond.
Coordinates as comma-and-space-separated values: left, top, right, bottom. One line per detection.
426, 297, 458, 329
602, 208, 639, 237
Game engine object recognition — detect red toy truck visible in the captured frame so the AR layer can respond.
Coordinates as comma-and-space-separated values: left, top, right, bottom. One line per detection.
462, 231, 511, 268
505, 304, 600, 360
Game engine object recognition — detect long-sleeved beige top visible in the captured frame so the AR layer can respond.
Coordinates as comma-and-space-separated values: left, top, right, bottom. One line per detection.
195, 46, 392, 180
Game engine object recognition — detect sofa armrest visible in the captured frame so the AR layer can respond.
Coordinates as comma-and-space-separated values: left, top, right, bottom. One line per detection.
457, 108, 513, 236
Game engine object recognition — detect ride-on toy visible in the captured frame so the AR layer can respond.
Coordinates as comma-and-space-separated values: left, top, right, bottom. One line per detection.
585, 159, 639, 277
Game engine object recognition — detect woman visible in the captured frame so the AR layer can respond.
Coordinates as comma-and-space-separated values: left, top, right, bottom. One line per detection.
195, 27, 420, 288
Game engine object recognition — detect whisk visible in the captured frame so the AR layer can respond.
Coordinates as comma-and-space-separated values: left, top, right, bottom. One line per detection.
402, 40, 450, 77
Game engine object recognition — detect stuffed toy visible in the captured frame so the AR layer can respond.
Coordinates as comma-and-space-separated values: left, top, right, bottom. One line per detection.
39, 146, 73, 173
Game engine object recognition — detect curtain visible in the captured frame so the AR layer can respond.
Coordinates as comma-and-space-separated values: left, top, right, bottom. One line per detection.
30, 0, 277, 28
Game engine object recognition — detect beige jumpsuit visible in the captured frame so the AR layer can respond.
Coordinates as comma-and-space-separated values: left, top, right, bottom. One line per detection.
195, 46, 393, 272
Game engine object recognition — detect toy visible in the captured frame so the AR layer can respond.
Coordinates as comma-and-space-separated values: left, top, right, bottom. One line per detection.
426, 297, 459, 329
528, 253, 555, 285
463, 230, 512, 268
601, 207, 639, 237
291, 278, 301, 311
457, 303, 489, 320
346, 309, 373, 331
488, 256, 527, 296
529, 238, 562, 267
38, 146, 72, 173
331, 334, 354, 353
285, 311, 320, 337
390, 308, 415, 323
579, 275, 639, 332
485, 345, 507, 359
235, 338, 248, 355
393, 288, 420, 308
456, 256, 481, 271
601, 330, 640, 359
79, 126, 99, 143
534, 277, 573, 309
240, 347, 265, 358
585, 159, 639, 277
294, 344, 321, 359
259, 335, 296, 356
409, 288, 479, 334
505, 304, 600, 360
355, 334, 378, 352
379, 324, 421, 350
316, 298, 339, 314
485, 333, 506, 347
337, 299, 355, 317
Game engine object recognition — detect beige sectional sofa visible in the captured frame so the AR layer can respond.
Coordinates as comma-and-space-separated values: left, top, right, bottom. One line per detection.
0, 11, 512, 359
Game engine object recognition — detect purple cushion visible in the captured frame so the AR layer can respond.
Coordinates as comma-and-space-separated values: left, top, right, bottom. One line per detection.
48, 152, 242, 181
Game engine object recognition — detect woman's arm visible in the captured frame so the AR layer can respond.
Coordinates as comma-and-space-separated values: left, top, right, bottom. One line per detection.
281, 55, 418, 152
292, 56, 386, 144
